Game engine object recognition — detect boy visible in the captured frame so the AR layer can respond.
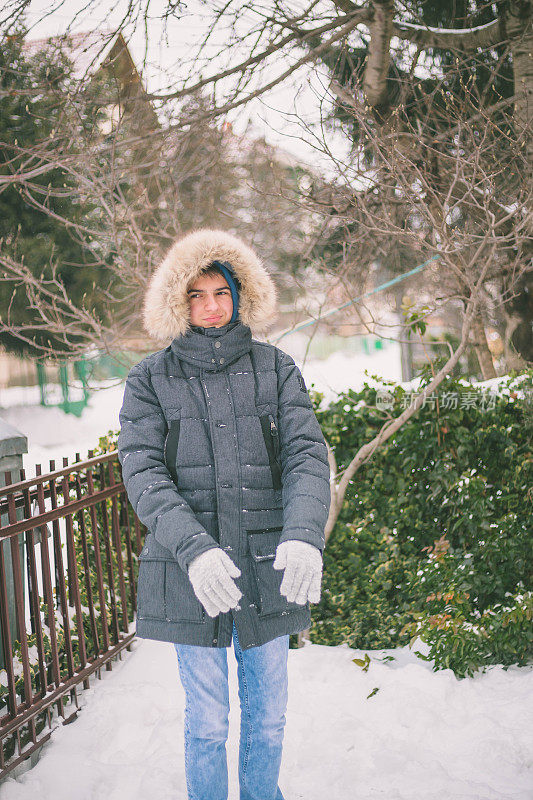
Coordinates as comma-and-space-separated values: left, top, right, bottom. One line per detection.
118, 229, 331, 800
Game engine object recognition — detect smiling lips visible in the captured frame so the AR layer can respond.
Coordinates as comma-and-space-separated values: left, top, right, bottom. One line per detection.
204, 316, 221, 323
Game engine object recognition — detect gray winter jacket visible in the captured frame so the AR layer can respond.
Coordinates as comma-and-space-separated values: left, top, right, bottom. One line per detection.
117, 229, 331, 649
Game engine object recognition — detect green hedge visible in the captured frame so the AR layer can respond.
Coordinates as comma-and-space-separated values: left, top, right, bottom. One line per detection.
309, 365, 532, 677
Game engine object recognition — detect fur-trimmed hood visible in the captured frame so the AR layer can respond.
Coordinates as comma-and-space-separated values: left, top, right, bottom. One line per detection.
142, 229, 278, 340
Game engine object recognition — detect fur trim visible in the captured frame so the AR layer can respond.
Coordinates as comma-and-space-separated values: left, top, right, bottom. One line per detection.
142, 229, 278, 340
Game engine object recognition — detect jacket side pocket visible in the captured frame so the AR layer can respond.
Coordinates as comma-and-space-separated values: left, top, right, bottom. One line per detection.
247, 528, 306, 617
259, 414, 282, 490
164, 562, 206, 623
136, 556, 166, 621
137, 540, 205, 624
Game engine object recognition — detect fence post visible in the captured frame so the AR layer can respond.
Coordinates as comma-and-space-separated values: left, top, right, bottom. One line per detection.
0, 418, 28, 671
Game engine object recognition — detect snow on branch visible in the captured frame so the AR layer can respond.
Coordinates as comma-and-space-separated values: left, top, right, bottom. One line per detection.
392, 17, 504, 52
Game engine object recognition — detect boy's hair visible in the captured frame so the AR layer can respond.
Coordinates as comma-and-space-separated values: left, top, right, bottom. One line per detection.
199, 264, 224, 279
200, 263, 242, 292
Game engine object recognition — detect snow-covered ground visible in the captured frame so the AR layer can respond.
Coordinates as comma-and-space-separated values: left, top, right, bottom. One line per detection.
0, 635, 531, 800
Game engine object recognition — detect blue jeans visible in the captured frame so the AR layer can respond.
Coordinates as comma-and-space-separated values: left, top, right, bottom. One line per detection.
174, 621, 289, 800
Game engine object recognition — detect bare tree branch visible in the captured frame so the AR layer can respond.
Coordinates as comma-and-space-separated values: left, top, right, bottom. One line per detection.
144, 8, 371, 102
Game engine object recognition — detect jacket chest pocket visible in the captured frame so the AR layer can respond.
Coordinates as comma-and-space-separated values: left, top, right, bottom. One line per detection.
259, 414, 282, 490
247, 528, 307, 617
137, 549, 205, 624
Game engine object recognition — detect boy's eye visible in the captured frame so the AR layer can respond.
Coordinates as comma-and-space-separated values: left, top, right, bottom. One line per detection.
188, 288, 230, 299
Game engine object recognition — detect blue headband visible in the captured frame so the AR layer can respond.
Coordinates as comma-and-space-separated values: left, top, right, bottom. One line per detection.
211, 260, 240, 323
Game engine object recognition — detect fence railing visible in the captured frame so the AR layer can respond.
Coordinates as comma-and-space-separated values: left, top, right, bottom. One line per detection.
0, 449, 144, 780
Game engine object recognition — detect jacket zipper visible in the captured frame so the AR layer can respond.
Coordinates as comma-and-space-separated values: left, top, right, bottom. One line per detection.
164, 419, 181, 485
268, 415, 282, 487
259, 414, 282, 490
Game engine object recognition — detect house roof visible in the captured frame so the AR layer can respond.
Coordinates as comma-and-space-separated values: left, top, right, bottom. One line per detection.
23, 29, 159, 128
22, 29, 119, 82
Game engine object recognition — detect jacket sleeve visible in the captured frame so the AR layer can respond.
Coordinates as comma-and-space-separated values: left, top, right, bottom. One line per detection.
117, 364, 220, 573
275, 349, 331, 555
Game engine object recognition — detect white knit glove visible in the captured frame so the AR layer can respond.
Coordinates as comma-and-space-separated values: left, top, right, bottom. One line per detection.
187, 548, 242, 618
272, 540, 323, 605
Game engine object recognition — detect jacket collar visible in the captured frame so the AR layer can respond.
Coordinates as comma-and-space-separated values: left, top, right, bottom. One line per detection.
170, 320, 252, 371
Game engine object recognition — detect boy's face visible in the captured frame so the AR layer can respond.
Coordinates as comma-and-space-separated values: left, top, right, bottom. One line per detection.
187, 273, 234, 328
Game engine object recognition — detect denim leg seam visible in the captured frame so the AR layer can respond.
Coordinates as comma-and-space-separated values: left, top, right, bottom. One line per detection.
177, 650, 195, 800
234, 633, 253, 776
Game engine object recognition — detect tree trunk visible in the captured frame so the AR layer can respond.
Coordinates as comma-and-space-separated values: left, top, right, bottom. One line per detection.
501, 272, 533, 369
470, 312, 497, 379
395, 288, 414, 381
363, 0, 394, 112
507, 1, 533, 211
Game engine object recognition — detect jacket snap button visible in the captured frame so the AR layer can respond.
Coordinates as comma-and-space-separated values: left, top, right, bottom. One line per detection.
211, 358, 216, 363
215, 341, 221, 348
219, 357, 225, 364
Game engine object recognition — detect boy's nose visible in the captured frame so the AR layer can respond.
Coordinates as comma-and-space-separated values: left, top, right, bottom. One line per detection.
204, 294, 218, 310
